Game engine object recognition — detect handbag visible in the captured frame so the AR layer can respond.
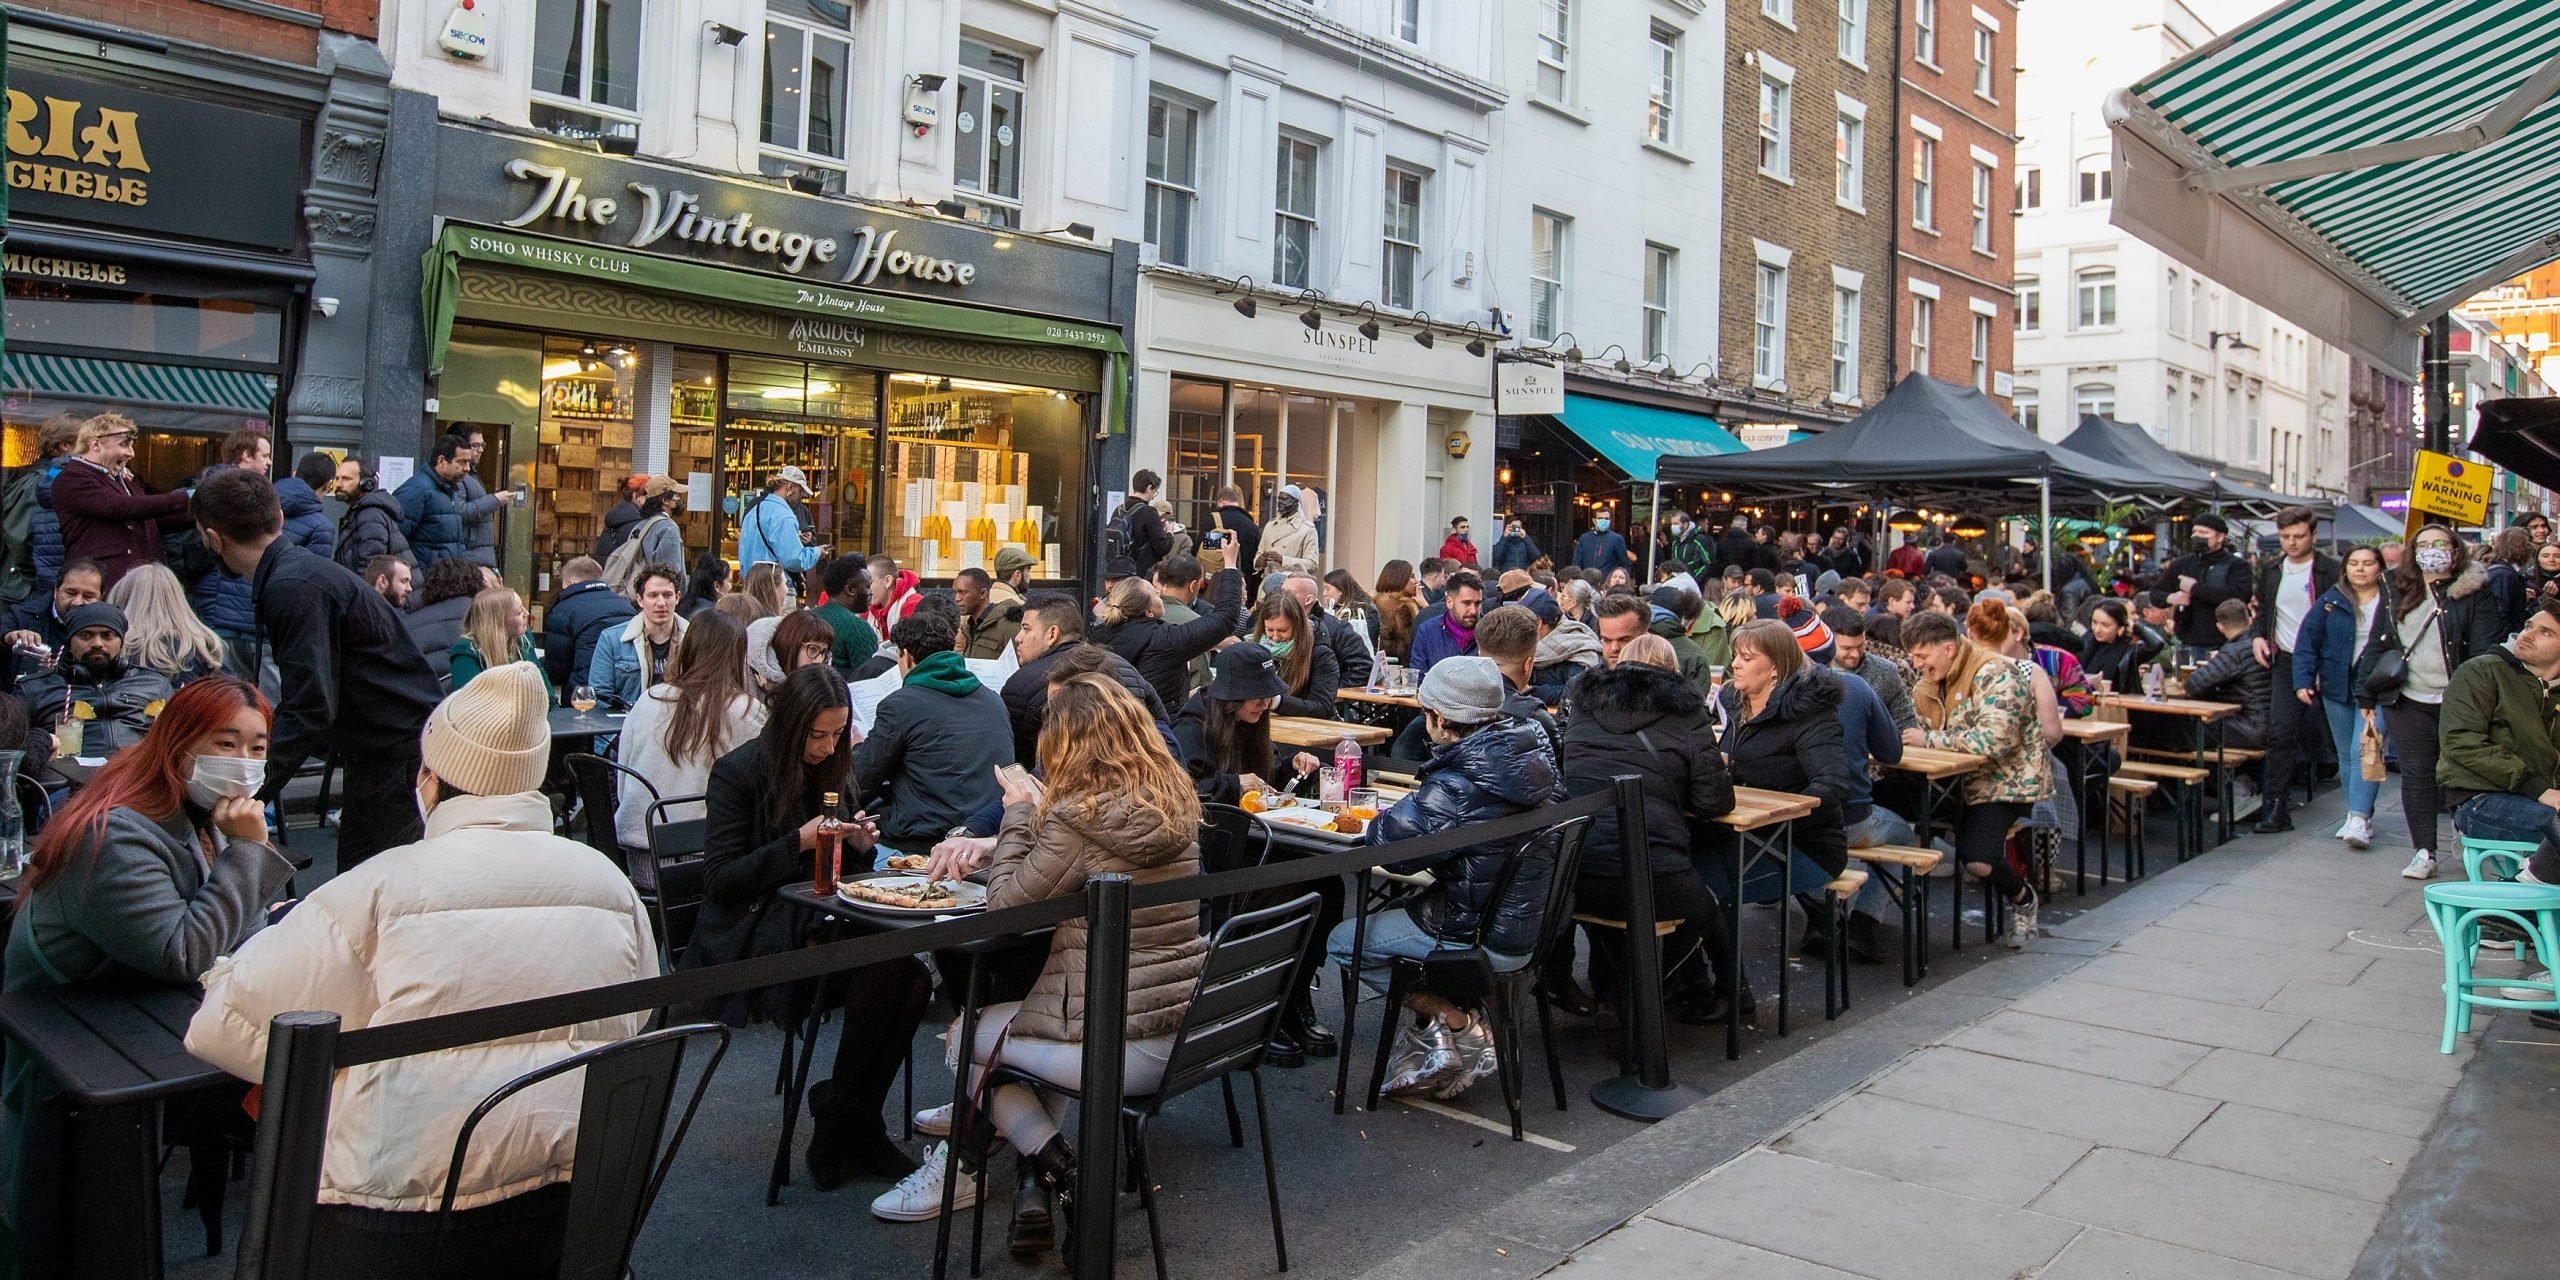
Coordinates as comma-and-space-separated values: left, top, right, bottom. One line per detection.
2359, 720, 2389, 783
2359, 606, 2434, 706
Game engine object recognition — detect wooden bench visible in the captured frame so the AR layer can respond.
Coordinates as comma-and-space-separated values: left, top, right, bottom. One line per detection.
1851, 846, 1941, 987
2116, 760, 2211, 861
2130, 746, 2264, 767
2106, 777, 2157, 882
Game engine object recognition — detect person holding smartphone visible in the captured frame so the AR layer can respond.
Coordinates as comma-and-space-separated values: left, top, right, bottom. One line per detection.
851, 611, 1015, 860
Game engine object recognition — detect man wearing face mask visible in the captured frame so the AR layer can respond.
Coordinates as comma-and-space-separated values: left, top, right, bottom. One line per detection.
191, 470, 441, 871
18, 603, 173, 762
1663, 511, 1714, 579
2157, 512, 2256, 650
1572, 511, 1634, 573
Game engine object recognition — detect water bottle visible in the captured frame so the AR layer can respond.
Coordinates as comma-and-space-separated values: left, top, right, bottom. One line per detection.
2143, 664, 2164, 702
1335, 734, 1363, 793
0, 749, 24, 880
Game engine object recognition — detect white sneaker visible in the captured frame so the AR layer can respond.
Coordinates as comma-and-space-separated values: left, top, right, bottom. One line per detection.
2001, 888, 2040, 950
2337, 814, 2374, 850
2401, 850, 2438, 880
2493, 970, 2553, 1002
871, 1142, 980, 1221
914, 1103, 952, 1137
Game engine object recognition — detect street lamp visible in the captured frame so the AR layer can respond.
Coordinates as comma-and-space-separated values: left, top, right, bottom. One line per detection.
2208, 331, 2256, 351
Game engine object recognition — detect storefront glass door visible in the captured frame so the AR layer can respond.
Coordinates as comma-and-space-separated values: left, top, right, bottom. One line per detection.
719, 356, 879, 565
1176, 380, 1349, 572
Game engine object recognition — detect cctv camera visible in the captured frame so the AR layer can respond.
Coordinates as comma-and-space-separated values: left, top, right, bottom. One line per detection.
314, 296, 341, 318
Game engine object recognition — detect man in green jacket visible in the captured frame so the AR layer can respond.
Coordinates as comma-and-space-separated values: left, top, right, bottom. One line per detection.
811, 554, 879, 675
2435, 598, 2560, 888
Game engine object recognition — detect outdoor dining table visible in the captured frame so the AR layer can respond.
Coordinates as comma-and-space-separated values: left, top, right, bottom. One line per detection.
2096, 693, 2237, 845
1879, 745, 1984, 952
1271, 716, 1391, 749
0, 982, 226, 1280
1332, 687, 1423, 732
2058, 718, 2133, 894
547, 705, 626, 740
1711, 785, 1821, 1061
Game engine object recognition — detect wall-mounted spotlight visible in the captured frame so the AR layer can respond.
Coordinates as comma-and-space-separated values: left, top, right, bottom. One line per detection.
705, 21, 749, 46
1352, 303, 1382, 341
1296, 291, 1327, 331
1216, 275, 1257, 318
1412, 310, 1436, 349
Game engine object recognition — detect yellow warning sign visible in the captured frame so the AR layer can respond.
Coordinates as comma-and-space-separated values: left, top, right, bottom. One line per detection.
2408, 449, 2493, 527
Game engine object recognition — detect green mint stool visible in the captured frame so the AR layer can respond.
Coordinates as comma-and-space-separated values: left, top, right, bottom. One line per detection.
2421, 880, 2560, 1054
2459, 836, 2540, 883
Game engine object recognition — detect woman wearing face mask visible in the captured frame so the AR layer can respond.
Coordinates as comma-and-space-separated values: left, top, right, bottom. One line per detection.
4, 676, 290, 1221
2361, 524, 2506, 880
1245, 591, 1341, 720
2294, 545, 2386, 850
1173, 644, 1322, 805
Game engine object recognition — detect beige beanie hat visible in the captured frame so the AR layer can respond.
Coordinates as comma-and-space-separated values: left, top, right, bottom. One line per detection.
420, 661, 552, 797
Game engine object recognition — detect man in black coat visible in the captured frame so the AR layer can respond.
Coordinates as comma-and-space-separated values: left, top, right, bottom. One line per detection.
193, 469, 441, 870
1092, 535, 1244, 707
1114, 469, 1176, 576
1924, 535, 1970, 581
1716, 516, 1757, 579
2247, 506, 2339, 832
1001, 593, 1170, 767
2157, 511, 2256, 650
1211, 485, 1262, 579
543, 555, 636, 702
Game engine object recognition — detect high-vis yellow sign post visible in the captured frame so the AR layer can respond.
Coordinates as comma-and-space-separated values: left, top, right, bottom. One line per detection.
2408, 450, 2493, 528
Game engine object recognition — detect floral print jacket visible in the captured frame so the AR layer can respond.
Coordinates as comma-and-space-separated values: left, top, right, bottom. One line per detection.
1913, 642, 2053, 806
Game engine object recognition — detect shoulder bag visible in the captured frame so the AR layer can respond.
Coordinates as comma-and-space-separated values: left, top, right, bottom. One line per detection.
2357, 603, 2433, 707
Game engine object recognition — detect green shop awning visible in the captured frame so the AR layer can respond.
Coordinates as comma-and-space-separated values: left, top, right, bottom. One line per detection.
420, 224, 1127, 373
3, 351, 275, 413
1552, 393, 1743, 482
2108, 0, 2560, 378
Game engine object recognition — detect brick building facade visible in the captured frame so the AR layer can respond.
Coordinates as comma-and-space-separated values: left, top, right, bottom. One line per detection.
1719, 0, 1897, 427
1897, 0, 2017, 411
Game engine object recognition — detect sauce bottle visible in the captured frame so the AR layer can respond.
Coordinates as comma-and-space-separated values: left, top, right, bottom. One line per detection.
813, 791, 845, 893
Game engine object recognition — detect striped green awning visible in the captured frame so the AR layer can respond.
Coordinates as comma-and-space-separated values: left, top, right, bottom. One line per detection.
2, 352, 276, 414
2108, 0, 2560, 377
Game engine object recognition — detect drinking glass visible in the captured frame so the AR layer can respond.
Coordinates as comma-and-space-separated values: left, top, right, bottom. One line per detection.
1319, 766, 1347, 807
571, 684, 598, 713
1347, 787, 1380, 822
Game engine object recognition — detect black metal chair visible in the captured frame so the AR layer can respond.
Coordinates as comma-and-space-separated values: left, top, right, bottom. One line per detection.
1343, 816, 1594, 1141
14, 772, 51, 838
567, 752, 660, 876
425, 1023, 729, 1277
640, 797, 708, 970
943, 892, 1322, 1280
1199, 802, 1274, 925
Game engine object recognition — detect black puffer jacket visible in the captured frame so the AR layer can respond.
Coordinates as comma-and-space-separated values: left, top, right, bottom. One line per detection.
1368, 716, 1562, 955
542, 579, 637, 701
1562, 664, 1733, 880
333, 488, 414, 571
2181, 636, 2269, 750
1093, 568, 1243, 707
1314, 608, 1374, 690
1715, 668, 1856, 877
1001, 640, 1169, 767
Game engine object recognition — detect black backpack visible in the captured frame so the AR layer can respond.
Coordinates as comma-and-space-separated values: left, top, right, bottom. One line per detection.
1103, 499, 1144, 563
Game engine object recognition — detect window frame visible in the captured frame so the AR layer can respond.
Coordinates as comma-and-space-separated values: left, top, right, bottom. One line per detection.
1910, 132, 1937, 231
758, 5, 855, 180
1643, 243, 1675, 363
1144, 95, 1202, 268
1646, 23, 1679, 146
2164, 266, 2185, 337
2015, 391, 2040, 433
1396, 0, 1420, 44
1381, 164, 1425, 310
2075, 382, 2117, 420
530, 0, 645, 138
1838, 0, 1867, 65
1972, 22, 1997, 99
2015, 274, 2041, 334
1831, 276, 1862, 403
2074, 266, 2118, 329
2015, 165, 2041, 211
1910, 294, 1933, 377
2075, 154, 2112, 205
1835, 96, 1867, 211
953, 39, 1030, 228
1969, 159, 1995, 252
1914, 0, 1939, 67
1762, 0, 1795, 26
1529, 209, 1569, 342
1273, 133, 1322, 290
1970, 310, 1992, 390
1753, 241, 1792, 391
1758, 58, 1795, 181
1535, 0, 1572, 101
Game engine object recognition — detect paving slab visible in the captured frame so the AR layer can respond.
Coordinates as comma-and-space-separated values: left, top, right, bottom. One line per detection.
2169, 1048, 2448, 1139
2274, 1019, 2469, 1089
1865, 1046, 2215, 1155
2070, 948, 2299, 1008
1767, 1092, 2091, 1207
2331, 929, 2448, 969
2030, 1148, 2378, 1278
2169, 1102, 2425, 1203
1943, 1009, 2211, 1086
2106, 922, 2375, 985
2264, 978, 2445, 1036
1649, 1151, 2081, 1280
2222, 868, 2417, 907
1557, 1218, 1863, 1279
2190, 882, 2424, 931
2008, 977, 2309, 1053
2040, 1227, 2335, 1280
2153, 901, 2362, 950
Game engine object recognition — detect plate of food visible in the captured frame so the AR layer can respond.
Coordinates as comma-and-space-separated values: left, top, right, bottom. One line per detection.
836, 873, 989, 916
880, 853, 934, 873
1258, 806, 1371, 843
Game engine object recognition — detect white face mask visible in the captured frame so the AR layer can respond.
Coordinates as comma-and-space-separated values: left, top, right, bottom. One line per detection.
2416, 546, 2455, 575
185, 754, 265, 810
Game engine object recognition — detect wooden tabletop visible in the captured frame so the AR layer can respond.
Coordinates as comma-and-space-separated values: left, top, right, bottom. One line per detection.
1720, 785, 1820, 830
1273, 717, 1393, 748
2060, 718, 2133, 743
1335, 688, 1421, 707
2096, 693, 2237, 720
1890, 745, 1986, 778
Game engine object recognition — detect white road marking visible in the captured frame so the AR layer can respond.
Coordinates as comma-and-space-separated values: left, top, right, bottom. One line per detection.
1392, 1097, 1577, 1152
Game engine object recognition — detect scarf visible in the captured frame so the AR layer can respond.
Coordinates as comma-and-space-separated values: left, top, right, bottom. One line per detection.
1440, 609, 1476, 650
904, 648, 982, 696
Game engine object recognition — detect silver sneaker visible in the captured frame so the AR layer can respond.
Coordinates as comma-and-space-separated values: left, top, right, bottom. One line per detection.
2000, 889, 2040, 950
1382, 1022, 1464, 1097
1432, 1019, 1499, 1100
2401, 850, 2439, 880
2493, 970, 2554, 1002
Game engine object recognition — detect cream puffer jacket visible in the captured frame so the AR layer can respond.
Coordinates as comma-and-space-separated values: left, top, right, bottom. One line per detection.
186, 792, 657, 1212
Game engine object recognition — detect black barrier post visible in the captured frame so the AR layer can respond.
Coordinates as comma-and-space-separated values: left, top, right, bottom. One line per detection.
1590, 774, 1709, 1121
1074, 874, 1133, 1279
234, 1011, 341, 1280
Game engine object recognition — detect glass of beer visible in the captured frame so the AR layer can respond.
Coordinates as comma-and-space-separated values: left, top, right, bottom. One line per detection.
571, 684, 598, 714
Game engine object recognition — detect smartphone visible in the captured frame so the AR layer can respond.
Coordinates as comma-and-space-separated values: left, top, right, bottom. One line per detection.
1202, 529, 1226, 550
997, 764, 1036, 791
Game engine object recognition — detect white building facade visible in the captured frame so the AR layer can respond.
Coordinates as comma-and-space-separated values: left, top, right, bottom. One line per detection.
2012, 0, 2345, 498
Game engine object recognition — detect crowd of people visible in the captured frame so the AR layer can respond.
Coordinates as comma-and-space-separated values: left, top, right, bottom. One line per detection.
9, 422, 2555, 1272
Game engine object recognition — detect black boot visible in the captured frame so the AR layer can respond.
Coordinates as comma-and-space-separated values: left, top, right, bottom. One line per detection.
1277, 992, 1337, 1061
2252, 804, 2294, 834
1008, 1159, 1053, 1259
803, 1080, 858, 1191
1025, 1135, 1078, 1271
1845, 912, 1893, 965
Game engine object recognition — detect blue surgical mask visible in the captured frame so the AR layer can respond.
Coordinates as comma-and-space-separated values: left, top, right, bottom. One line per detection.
1266, 637, 1297, 658
1596, 518, 1612, 532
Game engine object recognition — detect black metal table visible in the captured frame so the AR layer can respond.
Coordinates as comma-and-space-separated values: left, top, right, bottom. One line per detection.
0, 983, 228, 1280
547, 706, 626, 740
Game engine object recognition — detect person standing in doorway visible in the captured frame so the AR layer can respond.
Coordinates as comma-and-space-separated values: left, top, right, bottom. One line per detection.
454, 428, 519, 569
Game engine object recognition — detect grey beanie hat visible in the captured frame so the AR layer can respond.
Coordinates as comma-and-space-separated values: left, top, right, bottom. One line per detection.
1417, 656, 1507, 726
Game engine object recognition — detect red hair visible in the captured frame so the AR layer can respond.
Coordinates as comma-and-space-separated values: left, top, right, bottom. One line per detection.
24, 675, 271, 893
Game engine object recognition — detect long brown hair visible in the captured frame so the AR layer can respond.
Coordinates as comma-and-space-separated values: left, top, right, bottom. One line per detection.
1374, 559, 1420, 658
28, 676, 268, 892
1324, 569, 1376, 612
742, 562, 788, 615
758, 665, 851, 826
658, 610, 750, 768
2392, 523, 2466, 618
1201, 691, 1274, 781
1038, 675, 1198, 833
1247, 591, 1314, 692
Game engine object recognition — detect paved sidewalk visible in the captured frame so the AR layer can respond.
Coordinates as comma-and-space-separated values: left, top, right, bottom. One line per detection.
1536, 814, 2502, 1280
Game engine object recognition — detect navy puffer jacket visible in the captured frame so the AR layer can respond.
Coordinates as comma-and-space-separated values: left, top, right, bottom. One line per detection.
273, 477, 335, 561
394, 472, 466, 566
335, 489, 412, 571
186, 465, 257, 638
1367, 715, 1563, 955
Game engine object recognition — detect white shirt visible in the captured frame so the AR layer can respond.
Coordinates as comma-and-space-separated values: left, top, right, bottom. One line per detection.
617, 688, 768, 847
2351, 594, 2381, 665
2274, 558, 2316, 651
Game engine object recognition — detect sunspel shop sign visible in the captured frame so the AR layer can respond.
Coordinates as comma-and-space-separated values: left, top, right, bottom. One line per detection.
433, 125, 1116, 322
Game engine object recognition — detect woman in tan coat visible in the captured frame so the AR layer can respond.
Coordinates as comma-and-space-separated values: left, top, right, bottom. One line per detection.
872, 674, 1205, 1254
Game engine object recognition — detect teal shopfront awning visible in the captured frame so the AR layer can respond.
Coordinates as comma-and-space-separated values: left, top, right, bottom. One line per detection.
1553, 394, 1744, 482
3, 352, 276, 414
